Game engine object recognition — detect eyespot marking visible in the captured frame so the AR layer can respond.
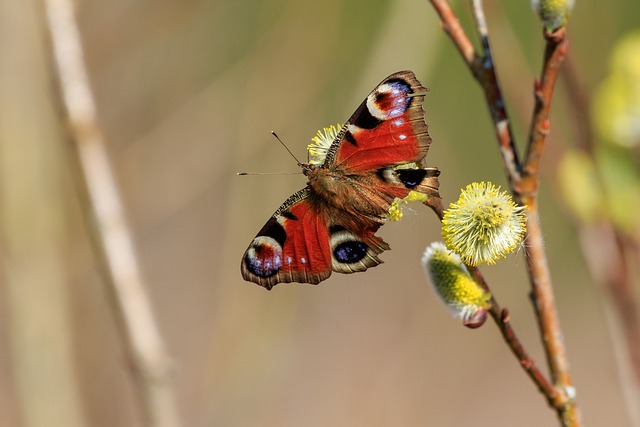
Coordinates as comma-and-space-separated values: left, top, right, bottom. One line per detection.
245, 236, 283, 278
396, 168, 428, 189
334, 241, 368, 264
366, 79, 413, 121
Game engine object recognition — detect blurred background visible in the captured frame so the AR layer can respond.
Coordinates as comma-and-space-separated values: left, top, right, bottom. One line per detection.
1, 0, 639, 426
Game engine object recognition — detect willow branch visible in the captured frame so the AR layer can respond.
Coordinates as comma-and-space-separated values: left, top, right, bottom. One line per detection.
427, 1, 580, 424
429, 0, 522, 189
515, 28, 572, 393
41, 1, 181, 426
426, 197, 556, 402
429, 0, 477, 67
467, 267, 558, 403
518, 29, 568, 196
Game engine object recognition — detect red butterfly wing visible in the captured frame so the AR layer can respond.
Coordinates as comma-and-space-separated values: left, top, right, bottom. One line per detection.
241, 188, 392, 289
241, 188, 333, 289
324, 70, 432, 172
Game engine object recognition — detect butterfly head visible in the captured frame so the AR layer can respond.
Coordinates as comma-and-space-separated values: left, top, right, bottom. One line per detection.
300, 162, 319, 176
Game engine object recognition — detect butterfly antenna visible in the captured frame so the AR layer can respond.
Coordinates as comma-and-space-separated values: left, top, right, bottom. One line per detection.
237, 171, 302, 176
271, 131, 302, 166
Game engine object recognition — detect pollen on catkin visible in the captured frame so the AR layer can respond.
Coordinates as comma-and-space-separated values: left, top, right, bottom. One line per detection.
422, 242, 491, 328
441, 182, 527, 266
308, 124, 342, 165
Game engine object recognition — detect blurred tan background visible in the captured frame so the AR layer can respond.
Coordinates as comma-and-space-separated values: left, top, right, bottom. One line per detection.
1, 0, 638, 426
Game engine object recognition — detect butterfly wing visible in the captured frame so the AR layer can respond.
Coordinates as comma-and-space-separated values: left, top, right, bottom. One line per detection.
324, 71, 439, 203
325, 70, 432, 171
241, 188, 333, 289
241, 187, 393, 289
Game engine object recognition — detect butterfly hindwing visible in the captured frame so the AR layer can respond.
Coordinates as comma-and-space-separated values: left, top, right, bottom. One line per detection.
327, 221, 390, 274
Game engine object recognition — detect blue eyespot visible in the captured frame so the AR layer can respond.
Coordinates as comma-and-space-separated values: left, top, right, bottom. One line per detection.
334, 241, 368, 263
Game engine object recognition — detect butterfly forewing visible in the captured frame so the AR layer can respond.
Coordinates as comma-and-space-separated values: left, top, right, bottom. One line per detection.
324, 71, 431, 171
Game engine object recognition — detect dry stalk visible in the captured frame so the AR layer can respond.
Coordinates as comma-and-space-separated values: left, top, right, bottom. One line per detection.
41, 0, 182, 426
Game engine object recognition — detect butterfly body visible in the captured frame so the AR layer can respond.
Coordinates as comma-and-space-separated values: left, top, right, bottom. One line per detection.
305, 164, 393, 224
242, 71, 440, 289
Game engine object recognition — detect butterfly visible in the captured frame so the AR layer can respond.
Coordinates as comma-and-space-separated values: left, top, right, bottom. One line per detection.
241, 70, 440, 290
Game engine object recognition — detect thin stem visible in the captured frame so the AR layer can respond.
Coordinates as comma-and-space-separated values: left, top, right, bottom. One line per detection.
429, 0, 477, 68
522, 200, 575, 409
470, 0, 489, 39
429, 0, 522, 188
518, 29, 569, 196
516, 31, 575, 414
41, 1, 182, 426
492, 22, 578, 427
424, 197, 557, 403
467, 267, 558, 403
427, 1, 581, 424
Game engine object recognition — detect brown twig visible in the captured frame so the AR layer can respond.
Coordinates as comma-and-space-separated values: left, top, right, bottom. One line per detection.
429, 0, 522, 188
425, 196, 557, 403
518, 29, 568, 197
467, 267, 558, 403
516, 31, 579, 426
427, 1, 581, 425
41, 1, 182, 426
429, 0, 477, 67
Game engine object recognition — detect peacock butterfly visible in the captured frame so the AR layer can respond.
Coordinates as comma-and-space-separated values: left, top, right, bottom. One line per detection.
241, 70, 440, 289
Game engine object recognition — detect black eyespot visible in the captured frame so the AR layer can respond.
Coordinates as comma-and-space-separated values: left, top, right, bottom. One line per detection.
334, 241, 368, 264
396, 168, 428, 189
